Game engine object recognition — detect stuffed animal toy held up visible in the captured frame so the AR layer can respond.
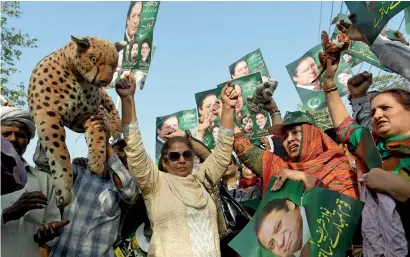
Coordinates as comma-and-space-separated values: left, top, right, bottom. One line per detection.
246, 77, 278, 115
27, 36, 127, 207
312, 31, 351, 83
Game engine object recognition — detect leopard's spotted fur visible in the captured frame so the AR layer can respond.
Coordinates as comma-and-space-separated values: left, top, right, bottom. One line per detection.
27, 36, 127, 207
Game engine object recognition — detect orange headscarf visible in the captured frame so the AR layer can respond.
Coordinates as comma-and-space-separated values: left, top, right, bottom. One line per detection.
262, 124, 359, 199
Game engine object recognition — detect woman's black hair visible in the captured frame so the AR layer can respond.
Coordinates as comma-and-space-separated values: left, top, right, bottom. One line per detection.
158, 136, 193, 172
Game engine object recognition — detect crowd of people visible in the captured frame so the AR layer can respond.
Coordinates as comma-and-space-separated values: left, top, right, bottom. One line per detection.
1, 13, 410, 257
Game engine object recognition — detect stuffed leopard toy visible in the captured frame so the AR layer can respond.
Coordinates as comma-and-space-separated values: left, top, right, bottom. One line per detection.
246, 77, 278, 115
28, 36, 127, 207
312, 30, 351, 83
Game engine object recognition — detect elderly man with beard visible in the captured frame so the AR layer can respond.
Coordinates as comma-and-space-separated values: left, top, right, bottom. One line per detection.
0, 106, 63, 257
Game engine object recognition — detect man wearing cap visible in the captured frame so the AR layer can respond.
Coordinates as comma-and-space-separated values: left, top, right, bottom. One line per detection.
50, 116, 139, 257
0, 106, 63, 257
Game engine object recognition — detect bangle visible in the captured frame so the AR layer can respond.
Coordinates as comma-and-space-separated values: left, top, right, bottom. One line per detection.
322, 77, 338, 92
270, 110, 281, 116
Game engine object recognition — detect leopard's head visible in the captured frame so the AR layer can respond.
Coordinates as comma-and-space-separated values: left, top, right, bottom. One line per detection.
70, 36, 127, 88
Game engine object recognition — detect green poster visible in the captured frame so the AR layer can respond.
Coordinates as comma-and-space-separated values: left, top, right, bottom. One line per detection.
155, 108, 198, 164
194, 87, 223, 150
331, 13, 390, 71
285, 45, 353, 112
345, 1, 410, 45
122, 1, 160, 71
108, 44, 157, 90
107, 1, 160, 89
229, 177, 364, 257
229, 49, 271, 80
217, 73, 271, 139
405, 6, 410, 35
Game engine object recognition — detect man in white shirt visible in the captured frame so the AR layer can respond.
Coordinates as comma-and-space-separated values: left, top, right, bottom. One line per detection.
0, 106, 64, 257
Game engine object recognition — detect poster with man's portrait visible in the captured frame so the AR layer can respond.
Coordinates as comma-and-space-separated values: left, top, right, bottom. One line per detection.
345, 1, 410, 45
155, 108, 198, 164
217, 72, 271, 140
229, 49, 271, 81
229, 178, 364, 257
194, 87, 223, 150
107, 1, 160, 89
330, 13, 390, 71
285, 45, 353, 111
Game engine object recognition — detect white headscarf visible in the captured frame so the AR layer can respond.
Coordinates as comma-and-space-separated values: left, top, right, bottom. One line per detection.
0, 106, 36, 139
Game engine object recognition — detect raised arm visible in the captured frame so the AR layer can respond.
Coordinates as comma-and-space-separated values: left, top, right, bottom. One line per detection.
116, 76, 159, 196
267, 98, 282, 125
198, 83, 236, 184
321, 59, 351, 129
233, 126, 286, 176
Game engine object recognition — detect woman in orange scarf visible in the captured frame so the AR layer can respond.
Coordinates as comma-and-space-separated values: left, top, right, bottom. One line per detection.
233, 110, 359, 199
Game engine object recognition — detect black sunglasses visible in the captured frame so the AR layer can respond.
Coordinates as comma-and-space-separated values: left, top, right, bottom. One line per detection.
165, 150, 194, 162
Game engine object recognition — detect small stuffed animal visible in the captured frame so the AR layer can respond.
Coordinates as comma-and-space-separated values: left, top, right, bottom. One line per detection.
27, 36, 127, 207
246, 77, 278, 115
312, 31, 350, 83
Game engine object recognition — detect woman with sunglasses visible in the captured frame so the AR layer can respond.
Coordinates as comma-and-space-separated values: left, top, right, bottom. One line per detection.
115, 75, 239, 257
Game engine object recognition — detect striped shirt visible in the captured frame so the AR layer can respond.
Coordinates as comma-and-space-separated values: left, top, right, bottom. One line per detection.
50, 154, 138, 257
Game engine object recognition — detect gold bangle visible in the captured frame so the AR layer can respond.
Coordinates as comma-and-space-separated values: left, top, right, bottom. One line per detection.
322, 78, 338, 92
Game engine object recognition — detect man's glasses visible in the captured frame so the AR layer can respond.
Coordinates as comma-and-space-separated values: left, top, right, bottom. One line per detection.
165, 150, 194, 162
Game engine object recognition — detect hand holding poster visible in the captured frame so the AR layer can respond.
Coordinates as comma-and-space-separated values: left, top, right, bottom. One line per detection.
331, 13, 391, 71
155, 108, 198, 164
230, 49, 271, 80
217, 73, 272, 139
108, 1, 160, 89
286, 45, 353, 111
345, 1, 410, 45
194, 87, 223, 150
229, 177, 364, 257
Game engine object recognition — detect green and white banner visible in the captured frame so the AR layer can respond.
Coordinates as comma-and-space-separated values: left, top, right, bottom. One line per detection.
229, 178, 364, 257
217, 73, 271, 139
155, 108, 197, 164
285, 45, 353, 111
108, 1, 160, 89
229, 49, 271, 80
331, 13, 391, 71
345, 1, 410, 45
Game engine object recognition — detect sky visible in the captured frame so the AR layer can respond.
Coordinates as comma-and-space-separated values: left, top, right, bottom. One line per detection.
5, 1, 406, 165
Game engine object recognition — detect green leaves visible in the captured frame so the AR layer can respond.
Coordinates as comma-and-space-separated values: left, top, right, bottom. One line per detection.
1, 1, 38, 107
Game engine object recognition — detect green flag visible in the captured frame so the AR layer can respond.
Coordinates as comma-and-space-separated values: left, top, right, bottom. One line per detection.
345, 1, 410, 45
229, 177, 364, 257
331, 13, 390, 71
